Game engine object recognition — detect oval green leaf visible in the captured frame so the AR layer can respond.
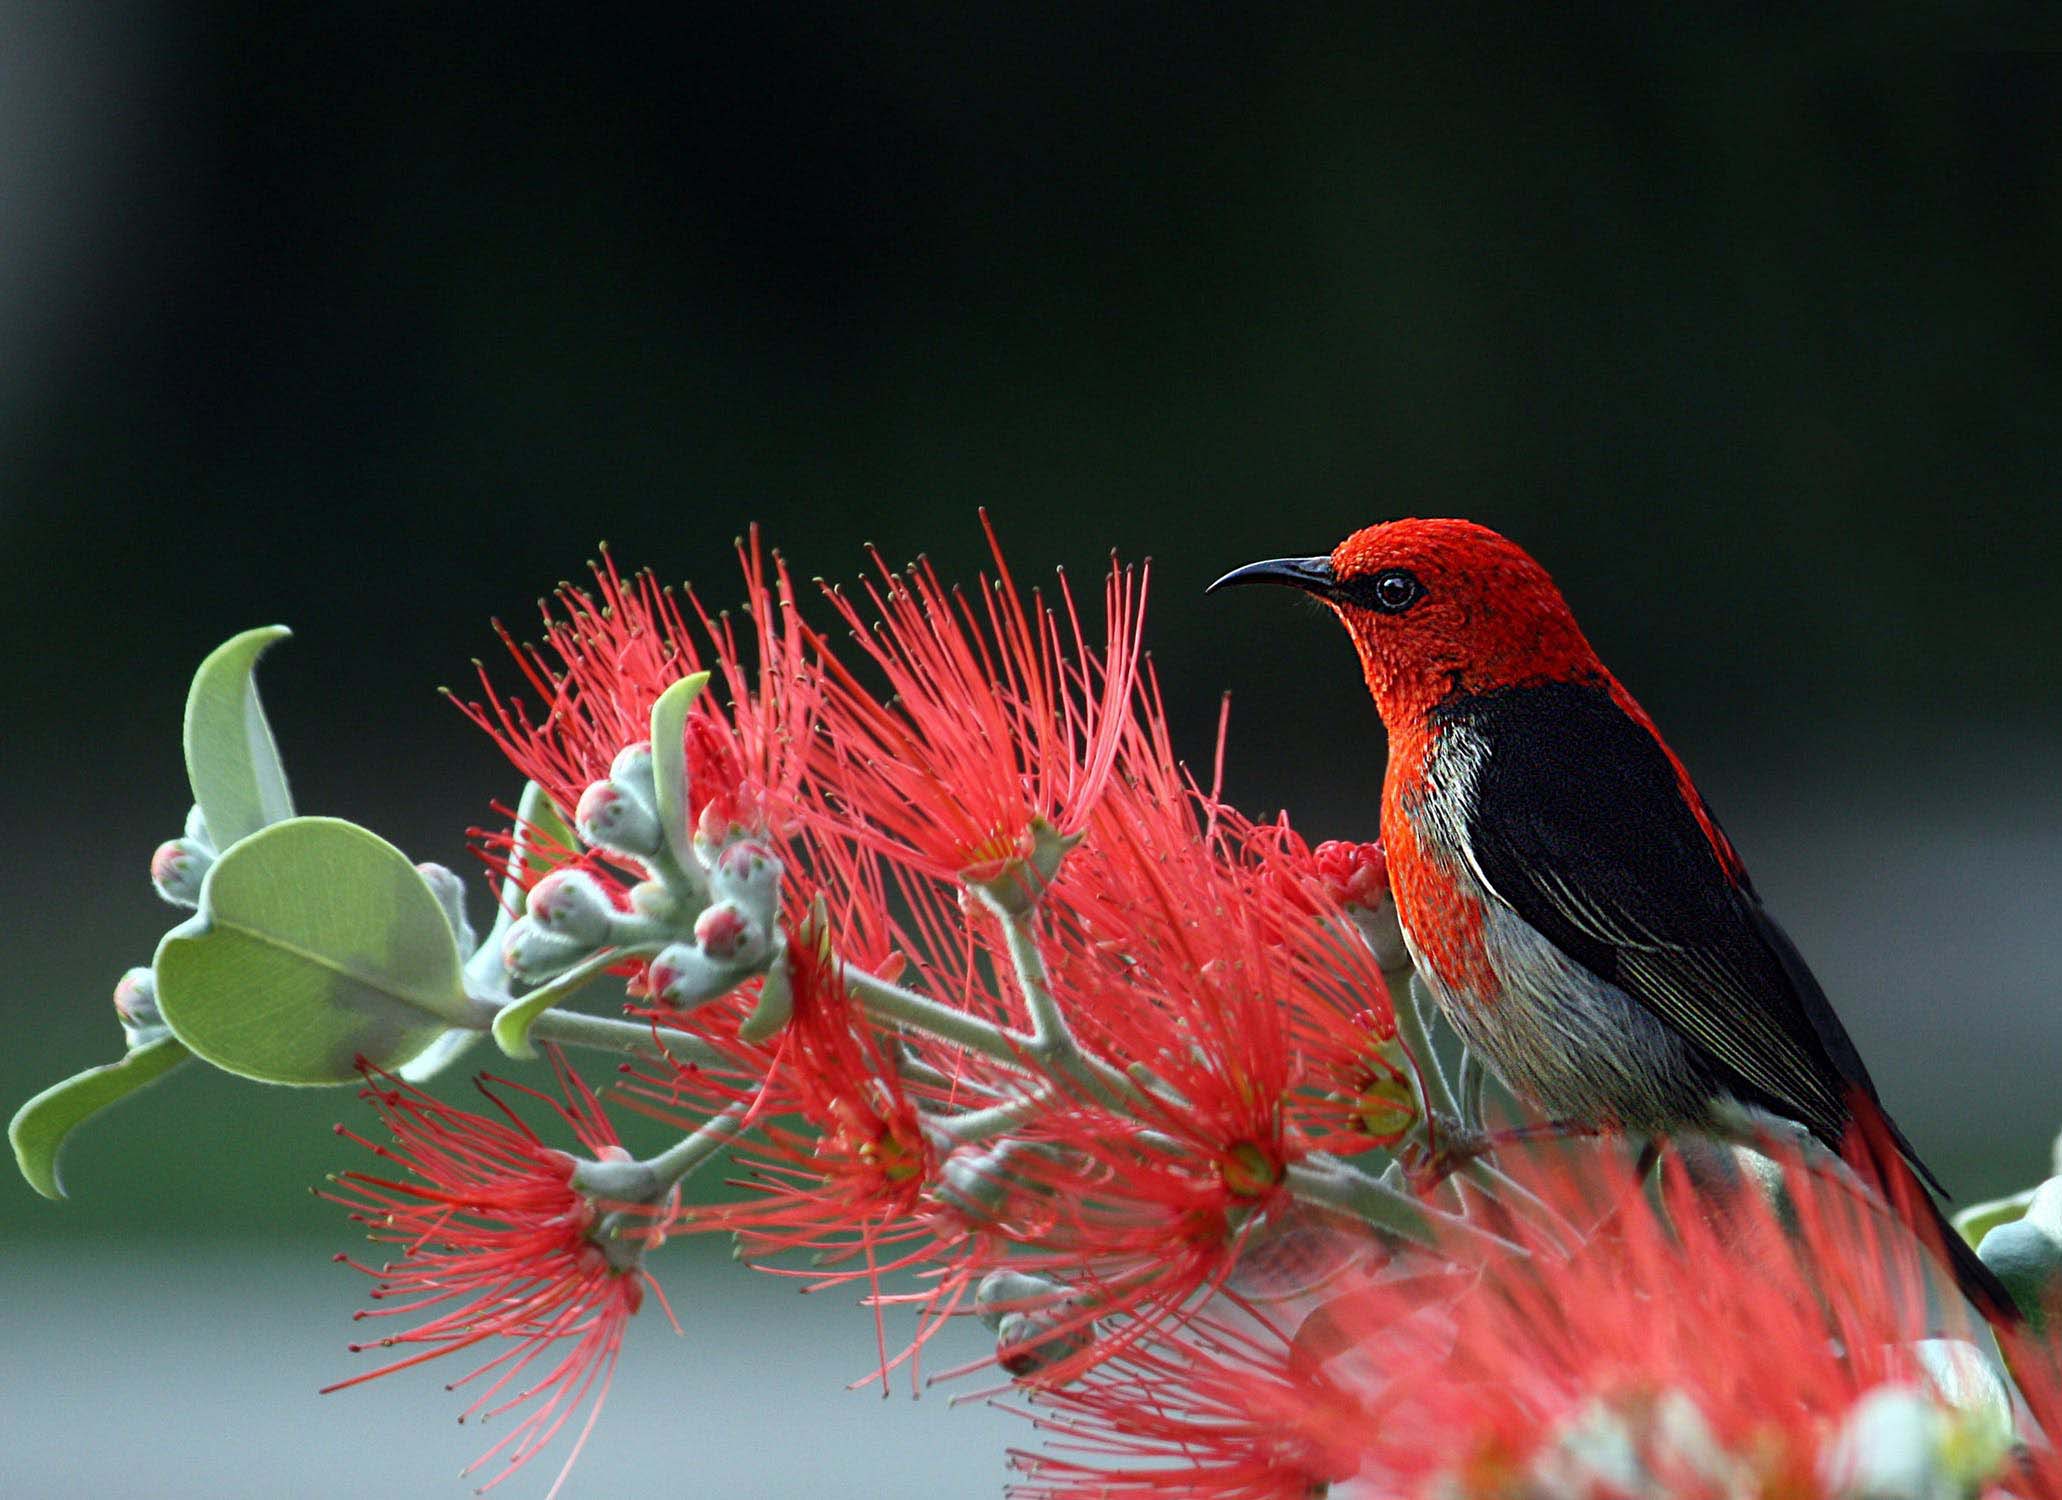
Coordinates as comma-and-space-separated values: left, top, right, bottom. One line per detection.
650, 671, 710, 870
184, 625, 296, 848
10, 1036, 191, 1199
155, 817, 477, 1084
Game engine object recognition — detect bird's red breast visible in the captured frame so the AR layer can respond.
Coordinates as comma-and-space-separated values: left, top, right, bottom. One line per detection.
1378, 714, 1502, 1004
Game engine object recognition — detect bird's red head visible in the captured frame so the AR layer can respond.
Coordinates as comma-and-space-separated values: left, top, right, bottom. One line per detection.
1209, 519, 1602, 723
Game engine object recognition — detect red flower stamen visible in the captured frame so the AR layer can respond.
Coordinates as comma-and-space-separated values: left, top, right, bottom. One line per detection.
319, 1050, 662, 1499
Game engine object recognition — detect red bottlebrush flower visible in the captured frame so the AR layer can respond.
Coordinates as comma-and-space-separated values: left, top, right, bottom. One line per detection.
1311, 1134, 2005, 1495
653, 930, 976, 1390
455, 532, 818, 842
726, 938, 937, 1240
1232, 816, 1414, 1154
1003, 1311, 1367, 1499
807, 514, 1143, 887
923, 792, 1335, 1370
320, 1051, 666, 1500
1010, 1132, 2037, 1498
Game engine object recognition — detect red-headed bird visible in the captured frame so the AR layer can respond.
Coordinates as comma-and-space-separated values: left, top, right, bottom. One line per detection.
1210, 517, 2018, 1326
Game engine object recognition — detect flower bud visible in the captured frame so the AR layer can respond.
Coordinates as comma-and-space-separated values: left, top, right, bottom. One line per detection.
995, 1308, 1097, 1379
708, 839, 782, 929
182, 802, 215, 851
646, 941, 746, 1011
151, 838, 213, 907
693, 901, 754, 961
608, 740, 656, 794
628, 879, 679, 922
526, 868, 616, 947
695, 780, 766, 846
1312, 839, 1388, 909
974, 1268, 1067, 1331
114, 966, 165, 1045
1818, 1385, 1979, 1500
501, 916, 594, 985
1313, 840, 1411, 971
935, 1143, 1028, 1224
575, 778, 661, 857
414, 861, 476, 953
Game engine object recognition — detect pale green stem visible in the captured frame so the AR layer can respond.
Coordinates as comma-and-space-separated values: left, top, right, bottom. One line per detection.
1457, 1048, 1487, 1132
840, 961, 1035, 1070
1456, 1158, 1580, 1255
574, 1098, 754, 1204
1392, 969, 1458, 1124
1285, 1157, 1525, 1262
644, 1098, 753, 1188
527, 1006, 726, 1069
840, 959, 1141, 1109
935, 1087, 1055, 1146
996, 903, 1073, 1056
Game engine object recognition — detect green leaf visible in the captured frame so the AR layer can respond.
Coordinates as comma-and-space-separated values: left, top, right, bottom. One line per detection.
10, 1037, 191, 1199
492, 948, 630, 1060
155, 817, 478, 1084
184, 626, 295, 848
650, 671, 711, 870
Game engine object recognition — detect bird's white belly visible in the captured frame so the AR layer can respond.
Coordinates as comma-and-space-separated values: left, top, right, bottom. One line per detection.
1401, 893, 1719, 1133
1397, 737, 1721, 1134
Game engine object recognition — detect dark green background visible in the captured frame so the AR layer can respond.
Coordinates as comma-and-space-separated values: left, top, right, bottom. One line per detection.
2, 14, 2059, 1493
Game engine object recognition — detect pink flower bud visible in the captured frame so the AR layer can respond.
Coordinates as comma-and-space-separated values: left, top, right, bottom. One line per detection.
113, 967, 161, 1036
645, 941, 742, 1011
501, 918, 593, 984
526, 869, 615, 947
708, 839, 782, 928
150, 838, 213, 907
995, 1307, 1097, 1379
575, 778, 661, 857
608, 740, 655, 788
693, 901, 752, 961
1311, 839, 1389, 911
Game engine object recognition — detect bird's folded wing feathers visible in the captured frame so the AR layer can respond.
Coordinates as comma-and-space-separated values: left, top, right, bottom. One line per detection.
1444, 679, 1863, 1147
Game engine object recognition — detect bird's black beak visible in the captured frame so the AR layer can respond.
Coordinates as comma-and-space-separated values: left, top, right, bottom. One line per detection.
1205, 555, 1337, 599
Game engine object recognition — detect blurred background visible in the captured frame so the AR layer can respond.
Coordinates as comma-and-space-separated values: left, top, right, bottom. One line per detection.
3, 10, 2059, 1495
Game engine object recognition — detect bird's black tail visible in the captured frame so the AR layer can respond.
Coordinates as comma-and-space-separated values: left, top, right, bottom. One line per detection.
1842, 1096, 2020, 1326
1844, 1100, 2062, 1445
1922, 1177, 2023, 1329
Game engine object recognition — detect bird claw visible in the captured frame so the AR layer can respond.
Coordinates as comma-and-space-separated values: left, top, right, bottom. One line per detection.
1399, 1117, 1489, 1194
1403, 1116, 1610, 1194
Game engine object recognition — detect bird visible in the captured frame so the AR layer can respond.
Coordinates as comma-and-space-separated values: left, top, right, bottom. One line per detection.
1208, 516, 2019, 1327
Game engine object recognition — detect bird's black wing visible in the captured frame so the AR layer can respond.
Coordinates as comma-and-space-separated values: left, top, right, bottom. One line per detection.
1441, 677, 1906, 1167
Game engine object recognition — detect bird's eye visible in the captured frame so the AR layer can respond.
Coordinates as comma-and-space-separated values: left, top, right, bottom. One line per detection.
1368, 568, 1424, 614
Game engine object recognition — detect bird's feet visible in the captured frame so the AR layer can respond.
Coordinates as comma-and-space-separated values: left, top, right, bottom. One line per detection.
1402, 1115, 1608, 1194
